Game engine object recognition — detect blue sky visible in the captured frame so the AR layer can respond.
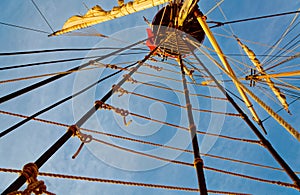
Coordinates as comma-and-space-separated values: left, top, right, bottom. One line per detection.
0, 0, 300, 194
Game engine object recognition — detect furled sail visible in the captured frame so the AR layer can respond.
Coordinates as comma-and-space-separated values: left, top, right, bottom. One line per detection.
49, 0, 172, 36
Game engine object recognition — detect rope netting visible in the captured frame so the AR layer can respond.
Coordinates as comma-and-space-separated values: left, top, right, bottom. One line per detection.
0, 1, 299, 194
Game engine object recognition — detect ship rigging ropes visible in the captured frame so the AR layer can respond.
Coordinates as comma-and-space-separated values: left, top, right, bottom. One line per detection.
0, 0, 300, 195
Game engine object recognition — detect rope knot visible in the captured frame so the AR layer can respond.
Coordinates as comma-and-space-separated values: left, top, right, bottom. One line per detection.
112, 85, 128, 97
123, 74, 137, 84
111, 105, 132, 126
144, 63, 163, 71
22, 163, 38, 184
8, 163, 55, 195
114, 108, 129, 117
79, 132, 92, 143
68, 125, 79, 136
25, 180, 46, 195
193, 157, 203, 168
95, 101, 112, 110
106, 64, 118, 69
72, 128, 93, 159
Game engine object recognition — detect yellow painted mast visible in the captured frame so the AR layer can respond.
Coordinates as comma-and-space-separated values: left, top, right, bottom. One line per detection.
194, 10, 267, 134
236, 38, 290, 113
176, 0, 199, 27
186, 38, 300, 142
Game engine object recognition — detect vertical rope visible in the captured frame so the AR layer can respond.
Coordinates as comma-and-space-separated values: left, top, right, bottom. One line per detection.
177, 55, 208, 195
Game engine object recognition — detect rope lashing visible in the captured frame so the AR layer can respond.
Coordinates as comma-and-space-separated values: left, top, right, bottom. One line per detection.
89, 60, 128, 71
123, 74, 137, 84
89, 60, 96, 66
194, 157, 204, 168
143, 63, 163, 71
95, 101, 132, 126
8, 163, 55, 195
149, 57, 158, 62
106, 64, 127, 71
22, 163, 39, 184
70, 125, 93, 159
68, 125, 79, 136
112, 84, 129, 97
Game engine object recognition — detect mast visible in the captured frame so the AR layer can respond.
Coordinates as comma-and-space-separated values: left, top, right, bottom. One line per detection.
183, 37, 300, 189
193, 9, 267, 134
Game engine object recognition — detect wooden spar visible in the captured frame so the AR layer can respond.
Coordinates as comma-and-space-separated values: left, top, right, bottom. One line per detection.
236, 38, 290, 113
186, 37, 300, 142
49, 0, 172, 36
247, 70, 300, 79
183, 38, 300, 189
194, 10, 267, 134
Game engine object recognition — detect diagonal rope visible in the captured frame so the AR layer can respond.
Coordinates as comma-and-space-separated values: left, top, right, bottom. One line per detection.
0, 109, 260, 145
0, 21, 50, 34
0, 61, 138, 138
31, 0, 54, 32
116, 88, 239, 116
2, 108, 297, 175
209, 10, 300, 28
261, 9, 300, 64
0, 168, 252, 195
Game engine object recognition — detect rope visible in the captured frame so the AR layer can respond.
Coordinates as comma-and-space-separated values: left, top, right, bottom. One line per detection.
0, 61, 139, 138
113, 86, 239, 116
0, 67, 99, 84
209, 10, 300, 28
90, 128, 299, 189
95, 101, 258, 144
0, 109, 260, 145
265, 52, 300, 72
213, 32, 297, 55
7, 163, 55, 195
0, 38, 148, 105
0, 47, 147, 56
1, 120, 297, 190
261, 11, 299, 65
0, 21, 50, 34
31, 0, 54, 32
1, 146, 298, 190
191, 39, 300, 141
92, 137, 192, 166
205, 166, 299, 190
134, 80, 226, 100
0, 168, 251, 195
0, 108, 282, 174
71, 126, 92, 159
